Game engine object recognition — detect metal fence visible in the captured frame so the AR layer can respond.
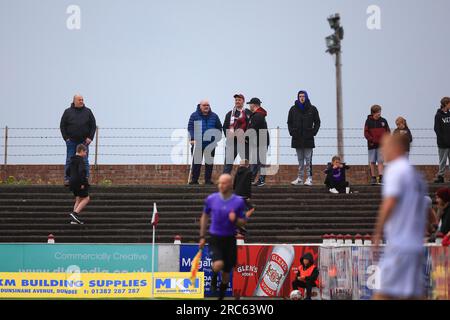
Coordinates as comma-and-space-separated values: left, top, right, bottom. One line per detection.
0, 126, 440, 165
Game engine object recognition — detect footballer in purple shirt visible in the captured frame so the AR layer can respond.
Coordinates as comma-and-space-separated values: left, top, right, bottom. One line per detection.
199, 174, 247, 300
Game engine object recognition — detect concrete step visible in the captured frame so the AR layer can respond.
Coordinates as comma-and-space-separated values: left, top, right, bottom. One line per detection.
0, 198, 383, 206
0, 204, 380, 213
0, 210, 378, 218
0, 183, 436, 244
0, 192, 383, 200
0, 216, 377, 223
0, 222, 373, 231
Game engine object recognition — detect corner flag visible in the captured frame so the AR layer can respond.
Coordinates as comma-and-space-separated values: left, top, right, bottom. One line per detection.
151, 202, 159, 227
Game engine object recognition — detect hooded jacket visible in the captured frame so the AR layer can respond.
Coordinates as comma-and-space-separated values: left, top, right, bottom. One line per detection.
287, 91, 321, 149
324, 163, 350, 186
364, 115, 390, 150
187, 105, 222, 148
434, 108, 450, 148
296, 252, 319, 285
233, 166, 252, 198
65, 155, 88, 187
60, 104, 97, 142
248, 106, 270, 148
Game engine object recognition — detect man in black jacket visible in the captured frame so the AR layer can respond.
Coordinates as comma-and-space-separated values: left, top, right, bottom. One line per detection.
287, 90, 321, 186
434, 97, 450, 183
247, 98, 269, 187
223, 94, 252, 174
65, 144, 90, 225
60, 95, 96, 185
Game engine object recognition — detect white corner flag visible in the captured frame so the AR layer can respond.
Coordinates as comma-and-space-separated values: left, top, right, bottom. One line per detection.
151, 202, 159, 227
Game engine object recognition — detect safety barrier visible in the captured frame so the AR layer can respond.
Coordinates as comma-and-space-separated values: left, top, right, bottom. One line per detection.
0, 126, 440, 166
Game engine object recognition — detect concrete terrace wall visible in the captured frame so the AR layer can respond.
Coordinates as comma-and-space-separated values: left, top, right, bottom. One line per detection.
0, 164, 445, 185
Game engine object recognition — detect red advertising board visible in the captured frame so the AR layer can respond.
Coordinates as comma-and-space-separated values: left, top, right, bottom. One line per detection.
233, 245, 319, 298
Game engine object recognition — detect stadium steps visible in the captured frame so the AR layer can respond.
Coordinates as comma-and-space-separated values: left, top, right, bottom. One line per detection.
0, 184, 442, 244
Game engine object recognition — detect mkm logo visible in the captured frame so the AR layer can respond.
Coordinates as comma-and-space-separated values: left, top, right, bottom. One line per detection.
155, 278, 200, 290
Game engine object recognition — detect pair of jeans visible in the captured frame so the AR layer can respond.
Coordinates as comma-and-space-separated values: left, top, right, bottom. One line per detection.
64, 140, 90, 181
438, 148, 450, 177
295, 148, 313, 180
223, 137, 249, 174
191, 145, 215, 183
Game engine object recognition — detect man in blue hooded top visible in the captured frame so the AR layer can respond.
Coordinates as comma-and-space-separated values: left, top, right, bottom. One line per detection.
287, 90, 321, 186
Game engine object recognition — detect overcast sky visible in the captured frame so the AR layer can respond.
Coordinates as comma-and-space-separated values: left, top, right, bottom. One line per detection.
1, 0, 449, 165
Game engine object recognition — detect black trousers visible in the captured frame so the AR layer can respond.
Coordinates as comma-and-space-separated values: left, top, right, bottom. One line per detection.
191, 146, 215, 183
326, 180, 349, 193
292, 279, 317, 298
224, 138, 249, 174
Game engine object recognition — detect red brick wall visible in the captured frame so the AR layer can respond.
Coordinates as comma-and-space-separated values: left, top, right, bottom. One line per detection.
0, 164, 445, 185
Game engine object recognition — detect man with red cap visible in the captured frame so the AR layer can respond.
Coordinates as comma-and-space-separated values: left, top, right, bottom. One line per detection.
223, 94, 252, 174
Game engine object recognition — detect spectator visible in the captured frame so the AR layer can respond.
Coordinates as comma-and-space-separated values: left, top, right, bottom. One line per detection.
425, 196, 439, 240
60, 95, 96, 186
435, 187, 450, 237
233, 159, 254, 212
187, 99, 222, 185
364, 104, 390, 185
233, 159, 255, 235
393, 117, 413, 158
291, 252, 319, 300
247, 97, 270, 187
433, 97, 450, 183
288, 90, 321, 186
223, 94, 252, 174
324, 155, 350, 194
65, 144, 90, 225
373, 133, 428, 300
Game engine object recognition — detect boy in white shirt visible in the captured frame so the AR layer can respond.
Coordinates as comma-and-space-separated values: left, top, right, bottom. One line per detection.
373, 133, 428, 300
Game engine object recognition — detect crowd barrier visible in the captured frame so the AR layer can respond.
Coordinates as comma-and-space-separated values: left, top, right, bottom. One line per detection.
1, 126, 439, 165
0, 243, 448, 299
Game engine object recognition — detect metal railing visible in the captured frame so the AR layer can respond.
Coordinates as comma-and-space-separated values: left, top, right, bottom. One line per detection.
0, 126, 440, 166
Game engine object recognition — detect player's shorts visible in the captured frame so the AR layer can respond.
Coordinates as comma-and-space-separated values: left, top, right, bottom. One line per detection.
368, 148, 383, 164
377, 250, 425, 298
70, 185, 89, 198
209, 235, 237, 273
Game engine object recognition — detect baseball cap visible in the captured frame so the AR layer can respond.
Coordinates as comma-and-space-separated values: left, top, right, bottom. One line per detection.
233, 93, 245, 101
247, 97, 262, 105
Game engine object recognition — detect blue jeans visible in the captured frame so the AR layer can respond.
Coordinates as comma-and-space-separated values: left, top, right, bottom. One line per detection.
64, 140, 90, 181
295, 148, 313, 180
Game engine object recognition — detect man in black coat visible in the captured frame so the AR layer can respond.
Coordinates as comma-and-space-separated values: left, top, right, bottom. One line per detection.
287, 90, 321, 186
247, 98, 269, 187
60, 95, 96, 185
434, 97, 450, 183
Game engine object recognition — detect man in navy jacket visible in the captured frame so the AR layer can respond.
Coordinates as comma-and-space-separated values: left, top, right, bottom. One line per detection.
188, 100, 223, 185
